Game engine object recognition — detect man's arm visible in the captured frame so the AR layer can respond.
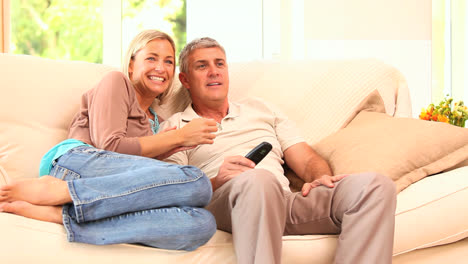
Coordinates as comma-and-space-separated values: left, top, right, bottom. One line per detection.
283, 142, 347, 196
283, 142, 332, 182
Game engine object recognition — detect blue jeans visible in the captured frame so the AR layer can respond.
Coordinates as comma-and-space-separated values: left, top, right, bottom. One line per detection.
49, 146, 216, 251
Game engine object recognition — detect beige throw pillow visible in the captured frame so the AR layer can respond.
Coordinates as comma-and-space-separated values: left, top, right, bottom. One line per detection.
313, 111, 468, 192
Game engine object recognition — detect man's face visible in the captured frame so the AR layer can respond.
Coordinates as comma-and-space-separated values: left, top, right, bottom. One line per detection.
179, 47, 229, 106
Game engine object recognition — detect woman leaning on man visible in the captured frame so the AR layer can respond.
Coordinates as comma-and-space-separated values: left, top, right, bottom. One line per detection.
0, 29, 218, 251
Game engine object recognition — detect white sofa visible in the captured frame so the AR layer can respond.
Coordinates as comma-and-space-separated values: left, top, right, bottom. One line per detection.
1, 53, 467, 263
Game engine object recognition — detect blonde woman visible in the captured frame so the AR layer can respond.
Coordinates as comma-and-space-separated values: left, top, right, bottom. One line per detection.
0, 30, 217, 251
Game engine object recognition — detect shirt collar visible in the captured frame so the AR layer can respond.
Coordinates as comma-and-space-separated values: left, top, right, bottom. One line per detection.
181, 100, 240, 122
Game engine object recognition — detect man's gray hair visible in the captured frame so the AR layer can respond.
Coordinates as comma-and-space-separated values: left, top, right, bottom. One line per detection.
179, 37, 226, 74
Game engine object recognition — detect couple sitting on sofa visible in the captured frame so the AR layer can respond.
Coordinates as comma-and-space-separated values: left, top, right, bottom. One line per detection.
0, 29, 396, 264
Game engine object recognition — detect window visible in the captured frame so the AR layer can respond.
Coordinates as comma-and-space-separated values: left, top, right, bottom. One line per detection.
10, 0, 103, 63
432, 0, 468, 104
186, 0, 280, 62
122, 0, 186, 62
5, 0, 274, 65
7, 0, 186, 67
102, 0, 186, 67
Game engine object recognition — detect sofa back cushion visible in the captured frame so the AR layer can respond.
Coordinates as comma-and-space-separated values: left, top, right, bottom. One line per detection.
232, 59, 412, 145
0, 55, 411, 181
0, 54, 115, 180
159, 59, 412, 145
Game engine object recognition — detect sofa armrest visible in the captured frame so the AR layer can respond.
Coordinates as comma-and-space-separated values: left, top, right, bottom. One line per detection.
394, 69, 413, 117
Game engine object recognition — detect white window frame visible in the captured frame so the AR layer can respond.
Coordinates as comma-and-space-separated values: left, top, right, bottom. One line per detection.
443, 0, 452, 97
465, 2, 468, 104
103, 0, 122, 67
262, 0, 281, 60
434, 0, 468, 104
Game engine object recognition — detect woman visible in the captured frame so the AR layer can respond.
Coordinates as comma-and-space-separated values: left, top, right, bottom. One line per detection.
0, 30, 218, 251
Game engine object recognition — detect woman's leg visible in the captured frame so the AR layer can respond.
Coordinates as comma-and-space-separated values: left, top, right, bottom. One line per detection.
0, 201, 63, 224
0, 176, 71, 205
63, 205, 216, 251
0, 147, 216, 250
49, 146, 213, 223
1, 147, 212, 223
0, 201, 216, 251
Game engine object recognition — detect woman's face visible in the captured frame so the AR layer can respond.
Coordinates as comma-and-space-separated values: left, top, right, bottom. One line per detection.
128, 38, 175, 98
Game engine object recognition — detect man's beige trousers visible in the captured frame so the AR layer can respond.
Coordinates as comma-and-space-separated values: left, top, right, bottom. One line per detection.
206, 169, 396, 264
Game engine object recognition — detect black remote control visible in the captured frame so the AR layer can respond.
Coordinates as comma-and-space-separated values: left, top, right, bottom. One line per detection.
245, 142, 272, 165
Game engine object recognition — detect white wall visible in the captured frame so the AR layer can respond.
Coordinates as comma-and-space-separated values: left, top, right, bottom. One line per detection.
283, 0, 432, 117
187, 0, 432, 117
186, 0, 263, 62
186, 0, 281, 61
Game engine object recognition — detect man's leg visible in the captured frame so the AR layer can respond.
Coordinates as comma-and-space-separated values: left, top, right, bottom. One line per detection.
284, 172, 396, 264
206, 169, 286, 264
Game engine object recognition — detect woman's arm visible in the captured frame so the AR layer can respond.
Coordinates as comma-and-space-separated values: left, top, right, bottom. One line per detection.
79, 72, 217, 158
138, 118, 217, 158
84, 72, 145, 154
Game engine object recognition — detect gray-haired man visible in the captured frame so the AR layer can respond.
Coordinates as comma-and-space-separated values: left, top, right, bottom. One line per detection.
161, 37, 397, 264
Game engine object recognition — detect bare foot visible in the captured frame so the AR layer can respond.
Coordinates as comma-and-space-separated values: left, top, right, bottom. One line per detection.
0, 201, 63, 224
0, 176, 72, 205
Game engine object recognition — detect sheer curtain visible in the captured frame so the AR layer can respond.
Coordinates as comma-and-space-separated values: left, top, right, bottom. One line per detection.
0, 0, 10, 53
1, 0, 4, 52
451, 0, 468, 104
432, 0, 468, 104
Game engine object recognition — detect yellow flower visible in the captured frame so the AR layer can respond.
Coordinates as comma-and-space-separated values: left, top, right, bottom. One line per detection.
419, 97, 467, 127
438, 115, 449, 123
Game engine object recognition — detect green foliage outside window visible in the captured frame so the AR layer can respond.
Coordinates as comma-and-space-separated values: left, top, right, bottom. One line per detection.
11, 0, 103, 63
11, 0, 186, 64
123, 0, 186, 62
167, 0, 186, 60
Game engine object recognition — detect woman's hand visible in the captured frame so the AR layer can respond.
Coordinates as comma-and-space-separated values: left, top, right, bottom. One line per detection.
139, 119, 217, 159
177, 118, 218, 147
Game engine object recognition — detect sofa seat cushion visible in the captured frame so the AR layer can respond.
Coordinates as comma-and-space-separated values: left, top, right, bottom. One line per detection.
392, 237, 468, 264
394, 166, 468, 255
1, 167, 467, 263
0, 210, 338, 264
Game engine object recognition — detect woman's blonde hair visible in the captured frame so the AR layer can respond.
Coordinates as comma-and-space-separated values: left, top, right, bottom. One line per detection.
122, 29, 176, 103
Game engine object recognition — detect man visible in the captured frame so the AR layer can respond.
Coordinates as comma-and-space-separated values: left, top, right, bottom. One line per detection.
161, 37, 397, 264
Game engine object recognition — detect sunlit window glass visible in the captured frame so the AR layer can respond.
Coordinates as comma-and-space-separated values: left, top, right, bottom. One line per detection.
432, 0, 468, 104
122, 0, 186, 61
10, 0, 103, 63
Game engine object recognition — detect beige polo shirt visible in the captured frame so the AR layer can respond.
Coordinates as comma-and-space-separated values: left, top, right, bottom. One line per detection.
161, 97, 305, 191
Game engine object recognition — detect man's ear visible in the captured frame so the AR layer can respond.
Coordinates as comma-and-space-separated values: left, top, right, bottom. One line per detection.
179, 72, 190, 89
